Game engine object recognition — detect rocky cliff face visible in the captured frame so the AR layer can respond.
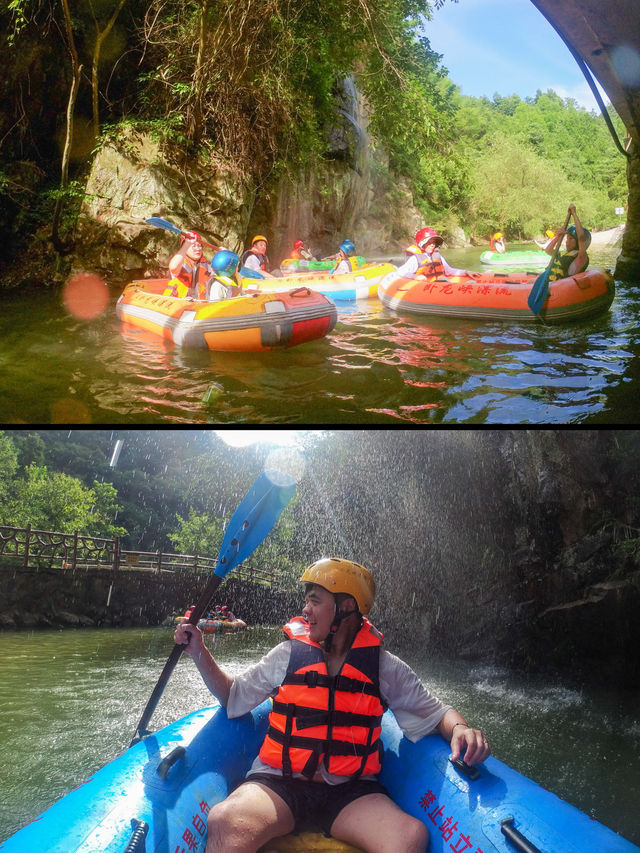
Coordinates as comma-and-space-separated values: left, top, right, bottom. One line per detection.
72, 79, 423, 279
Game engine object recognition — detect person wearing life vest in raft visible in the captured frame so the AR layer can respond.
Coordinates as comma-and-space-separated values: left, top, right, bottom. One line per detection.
166, 232, 213, 299
241, 235, 277, 279
544, 204, 591, 282
330, 238, 358, 274
490, 231, 506, 254
175, 557, 490, 853
290, 239, 316, 261
395, 227, 475, 281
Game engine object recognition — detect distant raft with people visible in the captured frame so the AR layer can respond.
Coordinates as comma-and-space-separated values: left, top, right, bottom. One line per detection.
279, 255, 366, 273
245, 262, 396, 301
480, 249, 550, 266
378, 268, 615, 323
116, 279, 337, 351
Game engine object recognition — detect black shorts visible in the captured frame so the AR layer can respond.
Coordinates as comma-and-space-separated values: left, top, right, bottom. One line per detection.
246, 773, 390, 836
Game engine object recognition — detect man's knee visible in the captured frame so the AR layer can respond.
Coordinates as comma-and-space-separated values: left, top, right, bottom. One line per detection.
405, 816, 429, 853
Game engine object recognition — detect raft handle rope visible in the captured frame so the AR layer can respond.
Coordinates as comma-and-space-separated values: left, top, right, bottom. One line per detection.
500, 817, 543, 853
123, 818, 149, 853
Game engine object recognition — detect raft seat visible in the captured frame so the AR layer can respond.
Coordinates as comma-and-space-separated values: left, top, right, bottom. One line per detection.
259, 830, 364, 853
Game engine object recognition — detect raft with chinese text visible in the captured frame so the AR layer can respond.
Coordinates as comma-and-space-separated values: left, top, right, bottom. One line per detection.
116, 280, 337, 351
378, 268, 614, 323
1, 701, 637, 853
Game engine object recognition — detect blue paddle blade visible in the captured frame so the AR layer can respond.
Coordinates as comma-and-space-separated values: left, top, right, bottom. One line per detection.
528, 268, 551, 315
146, 217, 182, 235
214, 470, 296, 578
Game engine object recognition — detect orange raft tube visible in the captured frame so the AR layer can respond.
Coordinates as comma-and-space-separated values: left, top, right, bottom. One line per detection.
116, 279, 337, 351
378, 268, 615, 323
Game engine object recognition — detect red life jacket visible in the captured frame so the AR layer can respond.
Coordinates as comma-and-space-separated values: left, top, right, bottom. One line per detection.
415, 252, 446, 278
259, 617, 386, 780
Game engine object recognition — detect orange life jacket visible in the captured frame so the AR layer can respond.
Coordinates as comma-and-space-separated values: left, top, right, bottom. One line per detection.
415, 252, 446, 278
241, 248, 269, 271
259, 617, 386, 780
166, 258, 211, 299
290, 249, 303, 260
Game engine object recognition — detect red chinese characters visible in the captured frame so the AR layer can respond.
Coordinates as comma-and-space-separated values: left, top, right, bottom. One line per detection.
418, 790, 483, 853
174, 800, 210, 853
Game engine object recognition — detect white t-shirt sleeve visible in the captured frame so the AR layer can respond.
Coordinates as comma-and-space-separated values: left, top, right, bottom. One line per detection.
395, 255, 420, 278
379, 649, 451, 742
226, 641, 291, 718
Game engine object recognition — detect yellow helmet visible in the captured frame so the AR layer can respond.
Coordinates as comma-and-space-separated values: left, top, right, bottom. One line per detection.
494, 232, 503, 239
300, 557, 375, 614
252, 234, 268, 245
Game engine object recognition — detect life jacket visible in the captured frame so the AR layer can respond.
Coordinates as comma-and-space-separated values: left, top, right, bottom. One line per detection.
331, 256, 359, 275
164, 258, 211, 299
206, 274, 235, 301
490, 237, 505, 253
241, 248, 269, 271
415, 252, 446, 278
405, 244, 422, 257
290, 249, 303, 260
549, 249, 588, 282
259, 617, 386, 780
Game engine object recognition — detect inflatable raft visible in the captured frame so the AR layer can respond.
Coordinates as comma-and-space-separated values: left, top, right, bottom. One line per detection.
480, 249, 549, 266
245, 263, 395, 301
172, 617, 247, 634
1, 700, 637, 853
378, 268, 614, 323
116, 279, 336, 351
280, 256, 366, 272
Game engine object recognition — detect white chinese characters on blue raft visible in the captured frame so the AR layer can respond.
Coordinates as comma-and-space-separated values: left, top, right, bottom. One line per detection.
0, 698, 638, 853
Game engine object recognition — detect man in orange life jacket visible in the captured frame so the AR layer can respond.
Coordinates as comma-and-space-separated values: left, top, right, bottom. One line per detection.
175, 558, 490, 853
167, 232, 213, 299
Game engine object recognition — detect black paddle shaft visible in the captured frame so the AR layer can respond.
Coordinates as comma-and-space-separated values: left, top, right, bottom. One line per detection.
130, 572, 223, 745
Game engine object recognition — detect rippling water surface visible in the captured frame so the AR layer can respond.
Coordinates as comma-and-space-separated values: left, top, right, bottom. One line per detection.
0, 627, 638, 846
0, 245, 636, 423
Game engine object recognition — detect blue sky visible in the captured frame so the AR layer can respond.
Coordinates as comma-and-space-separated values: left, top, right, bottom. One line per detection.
422, 0, 607, 111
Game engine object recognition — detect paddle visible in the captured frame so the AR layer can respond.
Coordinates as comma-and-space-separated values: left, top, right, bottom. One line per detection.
145, 216, 220, 251
130, 469, 296, 746
527, 210, 571, 315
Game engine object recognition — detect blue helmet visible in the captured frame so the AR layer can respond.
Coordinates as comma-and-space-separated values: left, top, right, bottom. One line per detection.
566, 225, 591, 248
339, 239, 355, 255
211, 250, 239, 277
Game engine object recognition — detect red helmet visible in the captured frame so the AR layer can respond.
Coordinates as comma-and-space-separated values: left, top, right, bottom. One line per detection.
293, 240, 304, 249
415, 227, 443, 249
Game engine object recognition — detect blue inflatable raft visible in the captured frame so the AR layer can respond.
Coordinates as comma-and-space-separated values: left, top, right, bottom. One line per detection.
0, 701, 637, 853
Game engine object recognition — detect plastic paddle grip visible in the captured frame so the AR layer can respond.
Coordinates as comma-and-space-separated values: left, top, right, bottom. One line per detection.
449, 757, 481, 781
500, 817, 542, 853
123, 818, 149, 853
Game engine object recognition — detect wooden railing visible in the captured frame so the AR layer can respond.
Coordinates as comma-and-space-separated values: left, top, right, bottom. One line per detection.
0, 524, 275, 586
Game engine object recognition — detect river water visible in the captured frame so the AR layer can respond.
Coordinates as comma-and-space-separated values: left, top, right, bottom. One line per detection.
0, 245, 637, 424
0, 626, 638, 847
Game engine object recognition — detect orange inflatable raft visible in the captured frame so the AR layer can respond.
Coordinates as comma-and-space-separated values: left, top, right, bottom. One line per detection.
116, 279, 337, 351
378, 268, 614, 323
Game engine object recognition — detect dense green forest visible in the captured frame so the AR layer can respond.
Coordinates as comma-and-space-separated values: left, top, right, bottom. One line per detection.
0, 0, 627, 278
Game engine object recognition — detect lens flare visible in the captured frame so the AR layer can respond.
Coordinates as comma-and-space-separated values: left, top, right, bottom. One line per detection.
63, 273, 109, 320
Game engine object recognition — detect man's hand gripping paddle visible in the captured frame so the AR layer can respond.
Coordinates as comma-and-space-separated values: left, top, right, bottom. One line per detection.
130, 470, 295, 746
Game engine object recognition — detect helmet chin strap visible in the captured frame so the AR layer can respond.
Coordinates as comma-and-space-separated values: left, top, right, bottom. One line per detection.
323, 602, 361, 653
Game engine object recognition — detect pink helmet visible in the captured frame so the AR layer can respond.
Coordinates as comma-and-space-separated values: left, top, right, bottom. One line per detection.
415, 227, 443, 249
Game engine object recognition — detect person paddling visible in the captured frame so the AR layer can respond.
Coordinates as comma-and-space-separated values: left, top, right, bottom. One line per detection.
175, 557, 490, 853
544, 204, 591, 281
166, 232, 213, 299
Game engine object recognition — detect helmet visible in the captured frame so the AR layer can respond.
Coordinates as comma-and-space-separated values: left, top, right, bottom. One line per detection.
300, 557, 375, 615
180, 231, 202, 246
545, 230, 555, 239
415, 227, 443, 249
566, 225, 591, 248
339, 239, 355, 254
252, 234, 268, 245
293, 240, 304, 249
493, 232, 503, 239
211, 250, 239, 277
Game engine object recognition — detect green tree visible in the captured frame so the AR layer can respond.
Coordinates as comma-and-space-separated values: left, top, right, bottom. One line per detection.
5, 464, 127, 537
168, 509, 224, 557
0, 431, 19, 508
